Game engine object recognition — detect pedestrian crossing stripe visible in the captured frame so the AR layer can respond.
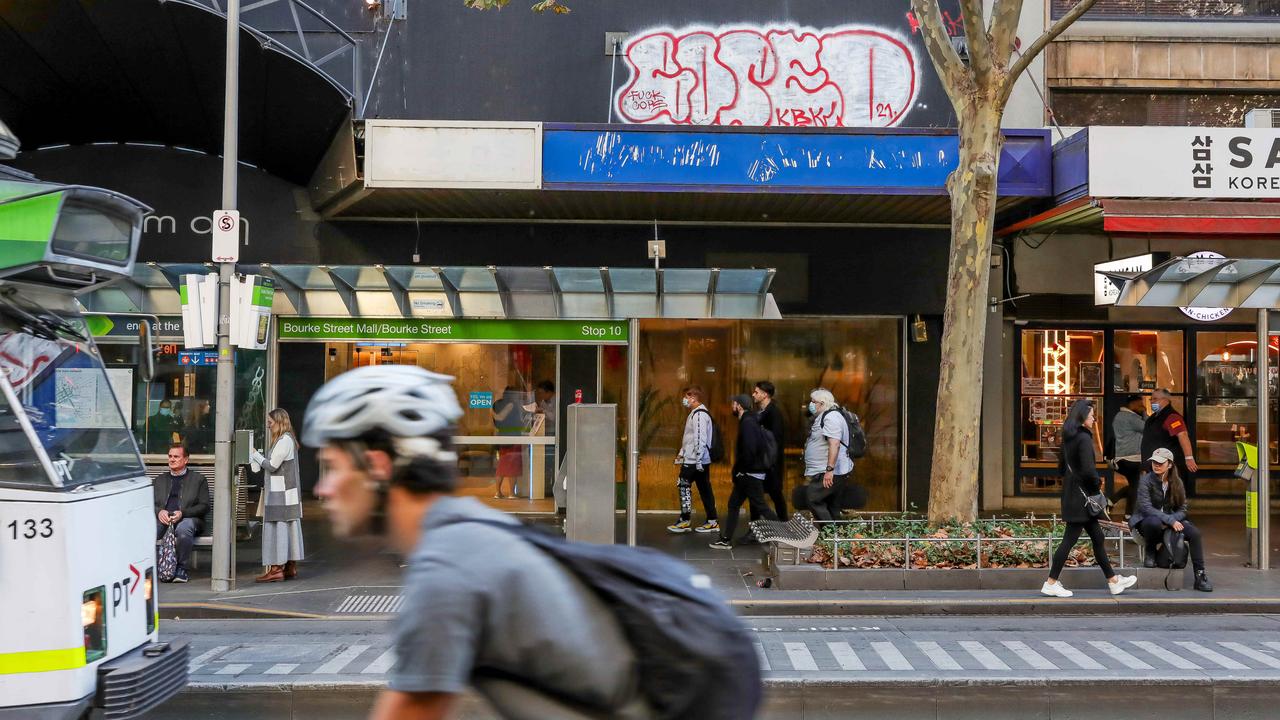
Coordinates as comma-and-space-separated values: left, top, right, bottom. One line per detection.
185, 638, 1280, 677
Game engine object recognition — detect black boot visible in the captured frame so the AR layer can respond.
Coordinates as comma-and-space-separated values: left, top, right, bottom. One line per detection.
1194, 570, 1213, 593
1143, 544, 1158, 568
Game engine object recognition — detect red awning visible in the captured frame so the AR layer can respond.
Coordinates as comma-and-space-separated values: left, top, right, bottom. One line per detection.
997, 198, 1280, 237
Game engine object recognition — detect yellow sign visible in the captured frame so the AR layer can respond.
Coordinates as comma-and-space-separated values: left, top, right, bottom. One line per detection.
1246, 490, 1259, 530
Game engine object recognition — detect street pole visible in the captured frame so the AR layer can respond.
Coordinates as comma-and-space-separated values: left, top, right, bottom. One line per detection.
1257, 309, 1270, 571
626, 318, 638, 546
211, 0, 240, 592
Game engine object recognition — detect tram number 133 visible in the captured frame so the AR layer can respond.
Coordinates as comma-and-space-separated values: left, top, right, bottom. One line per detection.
7, 518, 54, 540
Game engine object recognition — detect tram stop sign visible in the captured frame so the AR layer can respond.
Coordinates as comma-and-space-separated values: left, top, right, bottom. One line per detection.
212, 209, 240, 263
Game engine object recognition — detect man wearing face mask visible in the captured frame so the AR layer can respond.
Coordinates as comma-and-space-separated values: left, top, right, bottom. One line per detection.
666, 386, 719, 534
710, 395, 778, 550
803, 388, 854, 522
1142, 388, 1198, 497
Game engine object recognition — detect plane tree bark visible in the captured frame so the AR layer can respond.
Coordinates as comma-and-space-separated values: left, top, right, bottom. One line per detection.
910, 0, 1098, 523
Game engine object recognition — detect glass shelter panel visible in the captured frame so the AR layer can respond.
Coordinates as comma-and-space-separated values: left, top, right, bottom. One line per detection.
1194, 332, 1279, 495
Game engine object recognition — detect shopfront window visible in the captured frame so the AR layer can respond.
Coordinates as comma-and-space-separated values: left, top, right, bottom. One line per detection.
1114, 330, 1184, 394
1018, 330, 1105, 493
1194, 333, 1279, 491
636, 318, 902, 512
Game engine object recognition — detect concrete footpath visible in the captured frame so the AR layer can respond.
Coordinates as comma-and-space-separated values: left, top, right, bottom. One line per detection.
161, 513, 1280, 619
153, 615, 1280, 719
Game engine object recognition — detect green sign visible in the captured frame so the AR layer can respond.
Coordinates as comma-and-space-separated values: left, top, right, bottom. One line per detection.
277, 317, 629, 343
86, 314, 185, 339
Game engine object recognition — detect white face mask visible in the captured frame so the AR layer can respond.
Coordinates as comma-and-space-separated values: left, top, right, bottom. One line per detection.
681, 397, 691, 408
808, 402, 817, 415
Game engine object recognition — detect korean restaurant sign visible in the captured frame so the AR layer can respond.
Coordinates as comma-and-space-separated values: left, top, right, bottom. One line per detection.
277, 318, 629, 344
1088, 126, 1280, 199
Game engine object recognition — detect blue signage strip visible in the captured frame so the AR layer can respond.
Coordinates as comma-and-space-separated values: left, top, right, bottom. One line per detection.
542, 126, 1051, 197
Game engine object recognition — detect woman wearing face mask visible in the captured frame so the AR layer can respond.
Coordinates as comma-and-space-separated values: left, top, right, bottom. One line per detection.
1042, 398, 1137, 598
1130, 447, 1213, 592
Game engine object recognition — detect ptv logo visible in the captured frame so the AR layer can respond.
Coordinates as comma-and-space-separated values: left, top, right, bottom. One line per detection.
110, 564, 142, 618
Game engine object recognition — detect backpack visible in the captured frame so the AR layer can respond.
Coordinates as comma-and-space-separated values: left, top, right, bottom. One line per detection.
756, 418, 778, 471
449, 518, 762, 720
821, 407, 868, 461
694, 407, 726, 463
157, 526, 178, 582
1156, 528, 1189, 570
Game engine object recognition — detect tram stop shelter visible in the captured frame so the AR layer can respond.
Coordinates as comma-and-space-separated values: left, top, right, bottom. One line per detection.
1099, 255, 1280, 570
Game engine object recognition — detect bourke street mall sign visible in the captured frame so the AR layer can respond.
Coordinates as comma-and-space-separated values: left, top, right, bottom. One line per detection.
1088, 126, 1280, 198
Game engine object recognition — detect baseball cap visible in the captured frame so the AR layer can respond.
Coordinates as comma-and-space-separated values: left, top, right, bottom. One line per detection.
1148, 447, 1175, 465
731, 394, 753, 411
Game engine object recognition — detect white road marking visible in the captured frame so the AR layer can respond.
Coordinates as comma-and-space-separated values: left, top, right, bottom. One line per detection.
264, 664, 298, 675
960, 641, 1010, 671
1127, 641, 1200, 670
915, 641, 963, 670
871, 642, 913, 671
1045, 641, 1106, 670
783, 642, 819, 671
1089, 641, 1154, 670
188, 645, 230, 673
1218, 642, 1280, 670
754, 643, 771, 672
214, 664, 250, 676
826, 641, 865, 671
363, 649, 397, 674
1002, 641, 1058, 670
313, 645, 371, 674
1176, 642, 1249, 670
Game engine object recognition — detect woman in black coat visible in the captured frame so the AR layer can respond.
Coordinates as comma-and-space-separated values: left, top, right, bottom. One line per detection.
1042, 399, 1138, 598
1130, 447, 1213, 592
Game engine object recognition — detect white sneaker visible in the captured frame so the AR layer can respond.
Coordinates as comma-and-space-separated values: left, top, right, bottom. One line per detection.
1109, 575, 1138, 595
1041, 581, 1073, 598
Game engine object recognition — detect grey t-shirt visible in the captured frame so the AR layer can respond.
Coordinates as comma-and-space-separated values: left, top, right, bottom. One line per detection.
391, 496, 648, 719
804, 410, 854, 476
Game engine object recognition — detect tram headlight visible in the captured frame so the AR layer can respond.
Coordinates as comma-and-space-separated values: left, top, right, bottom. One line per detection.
82, 587, 107, 662
144, 569, 157, 635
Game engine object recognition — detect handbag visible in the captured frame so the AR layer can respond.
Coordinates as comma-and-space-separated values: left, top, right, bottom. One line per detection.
1066, 457, 1108, 519
157, 525, 178, 582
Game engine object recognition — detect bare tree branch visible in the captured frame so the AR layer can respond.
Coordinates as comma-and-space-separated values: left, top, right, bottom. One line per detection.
909, 0, 970, 110
988, 0, 1024, 68
1005, 0, 1098, 95
958, 0, 993, 82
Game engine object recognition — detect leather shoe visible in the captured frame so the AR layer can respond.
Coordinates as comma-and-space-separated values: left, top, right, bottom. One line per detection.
283, 561, 298, 579
1143, 555, 1156, 569
255, 565, 284, 583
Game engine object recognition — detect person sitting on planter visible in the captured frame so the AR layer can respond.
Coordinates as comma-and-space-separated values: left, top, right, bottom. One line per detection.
1129, 447, 1213, 592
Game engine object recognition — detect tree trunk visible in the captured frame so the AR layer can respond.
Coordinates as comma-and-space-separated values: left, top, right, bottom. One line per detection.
926, 109, 1003, 524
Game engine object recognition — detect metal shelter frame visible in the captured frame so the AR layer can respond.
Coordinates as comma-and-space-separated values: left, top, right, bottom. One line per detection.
1100, 255, 1277, 570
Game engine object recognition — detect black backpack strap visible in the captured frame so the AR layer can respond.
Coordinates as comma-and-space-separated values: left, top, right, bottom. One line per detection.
820, 408, 850, 449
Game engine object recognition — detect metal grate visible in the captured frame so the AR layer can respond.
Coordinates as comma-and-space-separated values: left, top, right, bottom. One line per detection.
335, 594, 404, 614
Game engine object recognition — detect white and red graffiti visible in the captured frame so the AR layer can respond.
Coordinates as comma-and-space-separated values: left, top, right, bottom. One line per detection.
615, 25, 920, 128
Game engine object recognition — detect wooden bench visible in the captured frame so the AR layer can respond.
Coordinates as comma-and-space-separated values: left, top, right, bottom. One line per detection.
148, 464, 254, 569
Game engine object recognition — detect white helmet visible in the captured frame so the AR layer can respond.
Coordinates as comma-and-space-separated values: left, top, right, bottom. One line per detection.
303, 365, 463, 446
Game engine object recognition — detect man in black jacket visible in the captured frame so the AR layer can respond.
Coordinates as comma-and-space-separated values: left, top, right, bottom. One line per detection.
710, 395, 779, 550
752, 381, 787, 520
153, 443, 210, 582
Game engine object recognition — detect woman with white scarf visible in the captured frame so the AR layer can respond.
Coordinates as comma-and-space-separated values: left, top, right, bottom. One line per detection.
250, 408, 305, 583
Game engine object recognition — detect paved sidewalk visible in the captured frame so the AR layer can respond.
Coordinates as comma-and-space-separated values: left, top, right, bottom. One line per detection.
160, 510, 1280, 618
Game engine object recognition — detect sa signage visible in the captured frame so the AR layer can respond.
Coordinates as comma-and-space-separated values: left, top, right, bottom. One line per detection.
212, 209, 240, 263
1089, 127, 1280, 199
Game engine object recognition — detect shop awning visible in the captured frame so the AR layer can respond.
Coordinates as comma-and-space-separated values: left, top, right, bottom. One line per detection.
1101, 256, 1280, 309
82, 263, 782, 320
997, 197, 1280, 237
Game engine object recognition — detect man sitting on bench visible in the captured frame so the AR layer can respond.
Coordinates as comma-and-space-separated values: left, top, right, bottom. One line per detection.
154, 443, 209, 583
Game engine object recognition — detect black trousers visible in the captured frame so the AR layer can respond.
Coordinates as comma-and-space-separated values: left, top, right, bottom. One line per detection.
1136, 517, 1206, 572
1049, 519, 1116, 581
722, 473, 778, 542
678, 465, 718, 522
805, 472, 850, 522
1112, 460, 1142, 517
758, 468, 788, 521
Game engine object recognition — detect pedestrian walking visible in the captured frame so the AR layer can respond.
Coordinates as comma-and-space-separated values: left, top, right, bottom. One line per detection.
1142, 388, 1198, 497
1131, 447, 1213, 592
1106, 394, 1146, 517
802, 388, 853, 522
304, 366, 761, 720
710, 395, 778, 550
250, 408, 305, 583
667, 386, 720, 534
1042, 399, 1137, 598
752, 381, 788, 520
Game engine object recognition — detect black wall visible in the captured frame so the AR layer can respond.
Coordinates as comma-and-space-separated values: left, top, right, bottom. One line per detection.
323, 0, 962, 128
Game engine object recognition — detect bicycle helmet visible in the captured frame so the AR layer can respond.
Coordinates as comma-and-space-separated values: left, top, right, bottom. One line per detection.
302, 365, 463, 447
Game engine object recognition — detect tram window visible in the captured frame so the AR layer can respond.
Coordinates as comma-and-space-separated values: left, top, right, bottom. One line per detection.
50, 199, 132, 265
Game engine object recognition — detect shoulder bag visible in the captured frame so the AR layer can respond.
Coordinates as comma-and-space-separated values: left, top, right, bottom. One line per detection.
1065, 453, 1108, 519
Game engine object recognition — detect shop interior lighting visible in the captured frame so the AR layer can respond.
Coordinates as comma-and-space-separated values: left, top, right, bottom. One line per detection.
1043, 330, 1070, 395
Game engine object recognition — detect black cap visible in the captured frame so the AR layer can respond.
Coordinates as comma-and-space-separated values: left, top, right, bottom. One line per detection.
731, 394, 753, 411
1123, 393, 1144, 405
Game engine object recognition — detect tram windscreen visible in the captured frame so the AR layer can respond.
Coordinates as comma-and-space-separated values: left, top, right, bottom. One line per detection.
0, 300, 143, 488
